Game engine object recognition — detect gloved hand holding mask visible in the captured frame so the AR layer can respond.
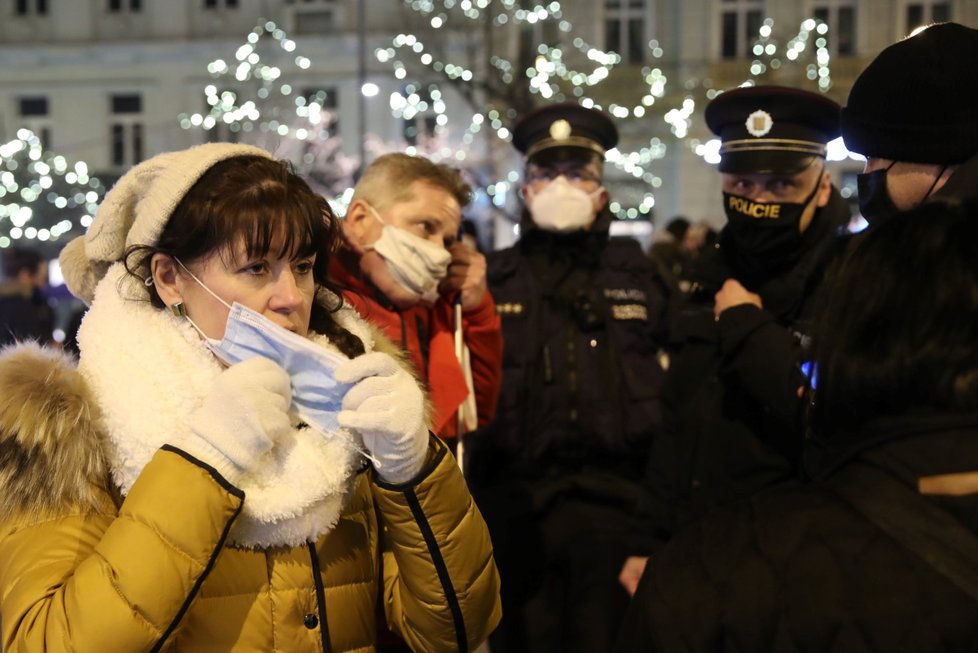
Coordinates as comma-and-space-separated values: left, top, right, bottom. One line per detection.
205, 302, 351, 434
175, 258, 348, 430
182, 357, 293, 483
334, 352, 430, 485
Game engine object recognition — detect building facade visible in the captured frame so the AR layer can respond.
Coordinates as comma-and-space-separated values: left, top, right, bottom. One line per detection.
1, 0, 976, 253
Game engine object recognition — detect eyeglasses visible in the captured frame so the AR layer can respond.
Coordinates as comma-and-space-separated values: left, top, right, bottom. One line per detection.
526, 165, 602, 185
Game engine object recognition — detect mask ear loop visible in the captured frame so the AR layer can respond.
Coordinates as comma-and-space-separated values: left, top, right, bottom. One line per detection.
170, 257, 233, 343
173, 259, 384, 470
362, 204, 390, 257
795, 162, 827, 211
365, 203, 390, 230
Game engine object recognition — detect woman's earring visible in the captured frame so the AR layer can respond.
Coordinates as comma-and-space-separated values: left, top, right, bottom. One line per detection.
169, 302, 187, 318
144, 275, 154, 287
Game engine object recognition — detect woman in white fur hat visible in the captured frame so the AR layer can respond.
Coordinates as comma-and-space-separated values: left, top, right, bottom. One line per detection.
0, 143, 500, 652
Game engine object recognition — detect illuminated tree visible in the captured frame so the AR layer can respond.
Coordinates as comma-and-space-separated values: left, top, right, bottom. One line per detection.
380, 2, 837, 224
178, 20, 359, 199
0, 130, 105, 257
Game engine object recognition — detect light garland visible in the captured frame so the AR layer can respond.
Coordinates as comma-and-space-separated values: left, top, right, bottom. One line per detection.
748, 18, 833, 90
0, 129, 104, 248
384, 3, 838, 220
178, 20, 316, 139
179, 19, 359, 198
180, 11, 838, 224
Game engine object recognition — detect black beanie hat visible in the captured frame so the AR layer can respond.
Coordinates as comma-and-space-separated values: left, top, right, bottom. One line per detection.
841, 22, 978, 164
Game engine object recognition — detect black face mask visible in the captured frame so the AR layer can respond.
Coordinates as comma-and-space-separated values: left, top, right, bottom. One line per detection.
857, 162, 948, 225
856, 161, 898, 224
721, 170, 823, 283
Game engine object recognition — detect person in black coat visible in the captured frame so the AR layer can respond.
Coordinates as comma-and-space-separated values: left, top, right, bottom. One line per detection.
0, 246, 54, 346
465, 102, 665, 653
618, 197, 978, 652
840, 22, 978, 224
620, 86, 852, 593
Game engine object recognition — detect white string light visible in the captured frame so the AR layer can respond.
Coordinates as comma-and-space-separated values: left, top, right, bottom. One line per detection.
384, 4, 838, 219
180, 19, 359, 199
0, 130, 104, 248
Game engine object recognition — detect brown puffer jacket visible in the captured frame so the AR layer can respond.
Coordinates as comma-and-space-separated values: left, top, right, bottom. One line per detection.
0, 345, 501, 652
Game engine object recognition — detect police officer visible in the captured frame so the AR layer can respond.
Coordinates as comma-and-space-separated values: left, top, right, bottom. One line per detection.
465, 102, 665, 653
840, 21, 978, 223
620, 86, 852, 594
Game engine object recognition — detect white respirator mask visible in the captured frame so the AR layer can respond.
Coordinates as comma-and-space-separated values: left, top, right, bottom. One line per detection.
527, 176, 604, 233
364, 204, 451, 302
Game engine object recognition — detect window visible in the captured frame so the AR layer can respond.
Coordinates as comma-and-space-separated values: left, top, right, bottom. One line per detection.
720, 0, 764, 59
110, 94, 144, 167
811, 1, 856, 56
518, 0, 559, 56
905, 1, 951, 34
108, 0, 142, 11
400, 84, 440, 146
18, 96, 50, 148
15, 0, 47, 15
19, 96, 47, 116
285, 0, 338, 34
605, 0, 647, 64
304, 88, 337, 110
296, 87, 340, 136
203, 89, 240, 144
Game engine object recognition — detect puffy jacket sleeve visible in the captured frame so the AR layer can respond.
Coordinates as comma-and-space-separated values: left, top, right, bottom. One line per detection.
0, 446, 244, 653
371, 437, 501, 652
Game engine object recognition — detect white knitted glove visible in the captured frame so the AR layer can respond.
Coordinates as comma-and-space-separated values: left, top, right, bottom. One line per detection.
179, 357, 293, 484
335, 352, 429, 485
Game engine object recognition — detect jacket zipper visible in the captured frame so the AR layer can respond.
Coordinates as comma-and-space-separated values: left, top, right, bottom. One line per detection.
307, 542, 333, 653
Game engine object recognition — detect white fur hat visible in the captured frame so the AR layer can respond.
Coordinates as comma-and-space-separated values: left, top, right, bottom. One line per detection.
59, 142, 275, 304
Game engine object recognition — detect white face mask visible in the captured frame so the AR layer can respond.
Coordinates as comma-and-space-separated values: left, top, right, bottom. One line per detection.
527, 176, 604, 233
364, 204, 451, 302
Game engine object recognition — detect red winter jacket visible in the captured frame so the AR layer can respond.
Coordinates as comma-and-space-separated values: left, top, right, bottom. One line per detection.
331, 255, 502, 439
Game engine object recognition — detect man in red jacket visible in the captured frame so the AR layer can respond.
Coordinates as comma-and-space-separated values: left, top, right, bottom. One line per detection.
332, 152, 502, 447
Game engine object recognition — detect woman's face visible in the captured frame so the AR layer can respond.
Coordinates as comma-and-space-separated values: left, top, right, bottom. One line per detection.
173, 237, 317, 339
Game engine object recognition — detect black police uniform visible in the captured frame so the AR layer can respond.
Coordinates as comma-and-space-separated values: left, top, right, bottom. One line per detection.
639, 87, 851, 548
465, 103, 665, 653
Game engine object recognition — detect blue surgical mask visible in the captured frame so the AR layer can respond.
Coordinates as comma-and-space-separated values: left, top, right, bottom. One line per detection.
174, 259, 379, 466
207, 302, 350, 432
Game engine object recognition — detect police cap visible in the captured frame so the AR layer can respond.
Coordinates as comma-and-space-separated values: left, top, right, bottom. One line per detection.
511, 102, 618, 162
705, 85, 841, 174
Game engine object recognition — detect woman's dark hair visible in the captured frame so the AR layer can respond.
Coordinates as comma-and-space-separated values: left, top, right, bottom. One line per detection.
124, 155, 364, 358
809, 198, 978, 437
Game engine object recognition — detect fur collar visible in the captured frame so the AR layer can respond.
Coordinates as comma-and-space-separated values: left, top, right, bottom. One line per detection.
77, 264, 372, 548
0, 263, 410, 550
